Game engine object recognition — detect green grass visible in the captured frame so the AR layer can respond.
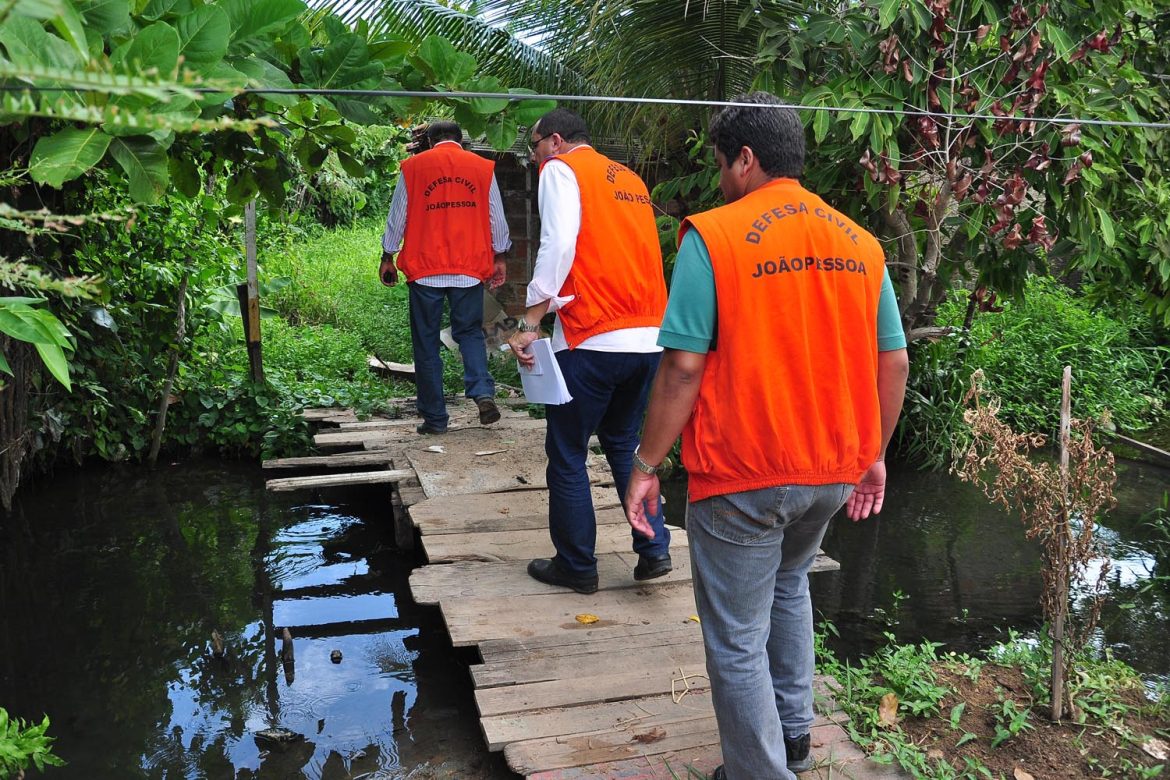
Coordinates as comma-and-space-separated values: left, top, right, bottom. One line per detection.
259, 218, 520, 396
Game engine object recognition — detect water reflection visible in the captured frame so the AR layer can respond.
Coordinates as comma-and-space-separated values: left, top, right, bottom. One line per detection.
0, 461, 510, 779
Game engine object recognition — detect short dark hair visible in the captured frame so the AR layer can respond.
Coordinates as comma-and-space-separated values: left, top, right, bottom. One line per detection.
426, 121, 463, 145
708, 92, 804, 179
533, 109, 591, 144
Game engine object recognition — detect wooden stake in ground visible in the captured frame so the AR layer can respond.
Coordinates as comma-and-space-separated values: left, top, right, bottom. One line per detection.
241, 199, 264, 384
1052, 365, 1072, 721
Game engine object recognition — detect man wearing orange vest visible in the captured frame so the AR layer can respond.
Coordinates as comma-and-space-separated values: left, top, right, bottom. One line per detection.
625, 93, 909, 779
380, 121, 511, 434
507, 109, 672, 594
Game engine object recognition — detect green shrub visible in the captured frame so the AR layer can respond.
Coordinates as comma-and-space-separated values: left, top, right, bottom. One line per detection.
899, 277, 1168, 468
0, 709, 64, 777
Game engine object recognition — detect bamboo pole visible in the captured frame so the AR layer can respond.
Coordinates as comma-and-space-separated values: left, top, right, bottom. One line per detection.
1051, 365, 1072, 721
243, 199, 264, 383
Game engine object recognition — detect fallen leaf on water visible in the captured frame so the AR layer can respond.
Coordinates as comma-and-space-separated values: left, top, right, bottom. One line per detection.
633, 727, 666, 744
877, 692, 899, 728
475, 449, 507, 456
1013, 768, 1035, 780
1142, 737, 1169, 760
686, 615, 701, 624
575, 614, 600, 624
424, 445, 445, 454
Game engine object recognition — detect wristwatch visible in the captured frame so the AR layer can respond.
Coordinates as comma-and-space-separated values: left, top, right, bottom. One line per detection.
516, 320, 540, 333
632, 446, 661, 475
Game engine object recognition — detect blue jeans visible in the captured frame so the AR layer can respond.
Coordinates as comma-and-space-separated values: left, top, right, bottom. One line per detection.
688, 483, 852, 780
408, 282, 494, 429
544, 348, 670, 577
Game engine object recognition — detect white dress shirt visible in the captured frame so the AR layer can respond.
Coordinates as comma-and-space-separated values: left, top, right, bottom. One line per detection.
382, 140, 512, 287
527, 146, 662, 353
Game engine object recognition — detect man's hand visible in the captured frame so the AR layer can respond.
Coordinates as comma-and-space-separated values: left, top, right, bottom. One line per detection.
507, 329, 540, 369
624, 470, 660, 539
488, 258, 507, 290
845, 460, 887, 521
379, 257, 398, 287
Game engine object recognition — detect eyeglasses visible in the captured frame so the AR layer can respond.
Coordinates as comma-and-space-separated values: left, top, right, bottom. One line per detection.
528, 133, 550, 152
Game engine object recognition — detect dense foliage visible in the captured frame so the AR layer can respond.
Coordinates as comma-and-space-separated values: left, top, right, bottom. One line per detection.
898, 278, 1168, 468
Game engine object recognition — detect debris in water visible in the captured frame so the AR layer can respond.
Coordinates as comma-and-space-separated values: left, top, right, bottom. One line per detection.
330, 649, 343, 664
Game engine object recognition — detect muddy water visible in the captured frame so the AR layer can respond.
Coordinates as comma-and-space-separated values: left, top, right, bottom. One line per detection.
1, 453, 1166, 778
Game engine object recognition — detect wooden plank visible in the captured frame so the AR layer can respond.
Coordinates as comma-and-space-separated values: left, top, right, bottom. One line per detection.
266, 469, 415, 492
470, 622, 697, 682
368, 355, 416, 381
417, 504, 626, 537
440, 580, 699, 646
481, 691, 714, 752
478, 662, 709, 718
525, 744, 723, 780
483, 689, 848, 753
478, 622, 701, 664
503, 697, 717, 774
302, 407, 349, 422
411, 551, 693, 606
472, 633, 705, 690
422, 522, 685, 565
262, 451, 395, 470
409, 487, 619, 530
1106, 431, 1170, 465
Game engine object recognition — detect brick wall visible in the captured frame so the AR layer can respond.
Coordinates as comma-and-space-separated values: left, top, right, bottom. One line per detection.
487, 152, 538, 316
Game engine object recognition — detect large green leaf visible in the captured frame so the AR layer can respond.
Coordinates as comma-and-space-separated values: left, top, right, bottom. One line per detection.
175, 4, 230, 68
300, 34, 382, 89
0, 14, 81, 68
169, 155, 201, 198
140, 0, 192, 21
111, 21, 179, 73
77, 0, 131, 35
48, 0, 89, 58
466, 76, 508, 115
9, 0, 68, 21
506, 91, 555, 127
109, 137, 169, 203
29, 127, 111, 187
231, 55, 296, 107
222, 0, 305, 46
484, 115, 519, 151
0, 306, 51, 344
417, 34, 476, 86
34, 341, 71, 390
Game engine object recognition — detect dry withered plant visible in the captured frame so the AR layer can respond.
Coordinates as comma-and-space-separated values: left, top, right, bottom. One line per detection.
953, 369, 1117, 720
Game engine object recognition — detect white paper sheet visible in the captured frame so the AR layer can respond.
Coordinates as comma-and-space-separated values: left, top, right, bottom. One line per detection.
517, 338, 573, 405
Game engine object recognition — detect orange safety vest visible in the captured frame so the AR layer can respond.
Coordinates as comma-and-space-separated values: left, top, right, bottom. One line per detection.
544, 148, 666, 347
679, 178, 886, 501
397, 143, 495, 282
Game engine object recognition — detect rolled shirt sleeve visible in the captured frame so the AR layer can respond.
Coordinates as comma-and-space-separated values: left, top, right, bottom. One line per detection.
525, 159, 581, 312
488, 176, 512, 254
381, 173, 407, 255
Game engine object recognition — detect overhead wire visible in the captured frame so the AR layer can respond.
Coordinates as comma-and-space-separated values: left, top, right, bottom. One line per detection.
2, 84, 1168, 130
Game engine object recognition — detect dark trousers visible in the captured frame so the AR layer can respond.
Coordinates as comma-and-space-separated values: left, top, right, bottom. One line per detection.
408, 282, 493, 429
544, 348, 670, 577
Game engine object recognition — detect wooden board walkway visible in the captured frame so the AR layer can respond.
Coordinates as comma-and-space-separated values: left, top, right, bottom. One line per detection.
276, 400, 906, 779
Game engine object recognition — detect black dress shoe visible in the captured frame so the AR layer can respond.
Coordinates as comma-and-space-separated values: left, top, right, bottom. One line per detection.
475, 396, 501, 425
416, 422, 447, 435
633, 553, 673, 581
526, 558, 598, 594
712, 767, 726, 780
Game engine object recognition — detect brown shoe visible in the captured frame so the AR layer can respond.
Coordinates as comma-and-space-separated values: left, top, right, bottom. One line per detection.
475, 396, 500, 425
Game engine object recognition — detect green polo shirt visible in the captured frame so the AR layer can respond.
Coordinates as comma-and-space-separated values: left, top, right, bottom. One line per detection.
659, 229, 907, 353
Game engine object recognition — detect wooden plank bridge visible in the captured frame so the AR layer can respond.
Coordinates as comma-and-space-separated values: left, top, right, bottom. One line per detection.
266, 398, 908, 779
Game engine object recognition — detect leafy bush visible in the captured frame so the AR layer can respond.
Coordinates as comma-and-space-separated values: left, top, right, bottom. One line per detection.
898, 277, 1169, 468
0, 709, 64, 777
